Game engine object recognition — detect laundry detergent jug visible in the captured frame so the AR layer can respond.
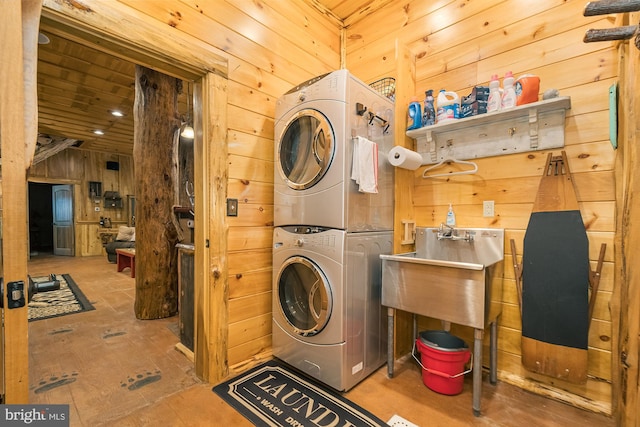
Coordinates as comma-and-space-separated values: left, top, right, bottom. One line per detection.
515, 74, 540, 106
407, 96, 422, 130
436, 90, 460, 123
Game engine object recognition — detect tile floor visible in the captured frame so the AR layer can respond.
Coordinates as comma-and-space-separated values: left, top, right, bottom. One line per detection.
26, 254, 615, 426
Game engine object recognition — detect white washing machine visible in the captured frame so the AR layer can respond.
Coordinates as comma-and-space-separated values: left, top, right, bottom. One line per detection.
274, 70, 395, 232
272, 226, 391, 391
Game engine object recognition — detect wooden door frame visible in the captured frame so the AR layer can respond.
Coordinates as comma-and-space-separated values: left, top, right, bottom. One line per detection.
0, 0, 32, 404
615, 11, 640, 425
2, 0, 229, 402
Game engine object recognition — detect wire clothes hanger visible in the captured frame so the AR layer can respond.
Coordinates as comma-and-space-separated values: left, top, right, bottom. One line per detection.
422, 156, 478, 178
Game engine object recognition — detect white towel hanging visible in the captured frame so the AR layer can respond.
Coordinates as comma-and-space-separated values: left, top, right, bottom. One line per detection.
351, 136, 379, 193
422, 157, 478, 178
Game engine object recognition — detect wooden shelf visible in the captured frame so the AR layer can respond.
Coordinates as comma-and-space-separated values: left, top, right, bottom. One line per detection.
406, 96, 571, 164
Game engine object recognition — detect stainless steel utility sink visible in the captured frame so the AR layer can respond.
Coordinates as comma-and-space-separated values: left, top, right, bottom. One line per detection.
380, 226, 505, 416
380, 226, 504, 329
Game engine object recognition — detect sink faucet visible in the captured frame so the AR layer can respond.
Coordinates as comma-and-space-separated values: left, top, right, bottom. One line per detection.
438, 223, 475, 242
438, 223, 454, 240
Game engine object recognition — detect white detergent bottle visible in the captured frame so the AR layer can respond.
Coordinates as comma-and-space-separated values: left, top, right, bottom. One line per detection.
436, 90, 460, 123
446, 203, 456, 227
501, 71, 517, 109
487, 74, 502, 113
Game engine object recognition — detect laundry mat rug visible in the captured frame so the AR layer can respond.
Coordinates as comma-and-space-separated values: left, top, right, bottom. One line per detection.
213, 359, 388, 427
28, 274, 95, 321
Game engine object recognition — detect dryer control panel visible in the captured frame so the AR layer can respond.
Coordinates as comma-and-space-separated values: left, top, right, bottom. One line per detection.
273, 226, 344, 258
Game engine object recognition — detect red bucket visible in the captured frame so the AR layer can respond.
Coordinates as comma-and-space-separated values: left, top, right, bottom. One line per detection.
414, 330, 472, 395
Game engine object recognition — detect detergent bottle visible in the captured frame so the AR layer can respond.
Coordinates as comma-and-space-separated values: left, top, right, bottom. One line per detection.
436, 90, 460, 123
407, 96, 422, 130
515, 74, 540, 106
487, 74, 502, 113
501, 71, 517, 109
422, 90, 436, 126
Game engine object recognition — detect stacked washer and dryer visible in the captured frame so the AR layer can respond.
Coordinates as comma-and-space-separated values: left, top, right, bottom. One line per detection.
272, 69, 395, 391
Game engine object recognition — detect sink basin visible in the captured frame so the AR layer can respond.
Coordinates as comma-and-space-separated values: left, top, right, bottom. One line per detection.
380, 227, 504, 329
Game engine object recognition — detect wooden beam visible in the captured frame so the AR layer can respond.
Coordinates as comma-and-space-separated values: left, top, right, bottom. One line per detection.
196, 72, 229, 383
41, 0, 227, 81
392, 40, 417, 360
32, 137, 79, 165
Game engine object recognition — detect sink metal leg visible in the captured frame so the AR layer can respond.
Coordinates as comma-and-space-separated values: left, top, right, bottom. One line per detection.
490, 320, 498, 385
412, 313, 417, 341
472, 328, 483, 417
387, 307, 395, 378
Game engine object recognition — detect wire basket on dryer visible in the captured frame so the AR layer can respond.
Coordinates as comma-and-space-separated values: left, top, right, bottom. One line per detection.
369, 77, 396, 101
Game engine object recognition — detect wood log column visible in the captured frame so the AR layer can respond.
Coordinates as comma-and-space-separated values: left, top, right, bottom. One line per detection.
133, 65, 180, 319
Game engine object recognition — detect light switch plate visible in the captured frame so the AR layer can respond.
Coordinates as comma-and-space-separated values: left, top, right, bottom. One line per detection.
226, 198, 238, 216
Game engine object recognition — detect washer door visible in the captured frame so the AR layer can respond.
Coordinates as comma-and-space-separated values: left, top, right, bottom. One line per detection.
277, 109, 334, 190
277, 255, 332, 337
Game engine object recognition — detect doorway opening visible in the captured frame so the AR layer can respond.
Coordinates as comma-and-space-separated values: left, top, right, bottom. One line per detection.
28, 182, 54, 257
0, 6, 229, 405
28, 182, 75, 257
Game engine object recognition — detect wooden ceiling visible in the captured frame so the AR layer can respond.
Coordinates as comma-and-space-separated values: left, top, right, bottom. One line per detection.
37, 29, 138, 156
36, 24, 189, 160
34, 1, 380, 160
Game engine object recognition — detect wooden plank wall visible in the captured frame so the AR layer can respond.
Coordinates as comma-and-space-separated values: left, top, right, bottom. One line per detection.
346, 0, 617, 414
113, 0, 342, 368
28, 149, 134, 256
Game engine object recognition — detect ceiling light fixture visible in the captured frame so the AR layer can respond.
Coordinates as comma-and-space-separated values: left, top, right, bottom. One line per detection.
38, 32, 50, 45
110, 110, 124, 117
180, 125, 194, 139
93, 130, 104, 135
180, 82, 194, 140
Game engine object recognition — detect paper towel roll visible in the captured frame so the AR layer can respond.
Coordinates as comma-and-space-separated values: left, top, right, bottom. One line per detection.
388, 146, 423, 170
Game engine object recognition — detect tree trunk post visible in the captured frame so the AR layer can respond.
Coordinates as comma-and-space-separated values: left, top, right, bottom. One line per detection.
133, 65, 181, 319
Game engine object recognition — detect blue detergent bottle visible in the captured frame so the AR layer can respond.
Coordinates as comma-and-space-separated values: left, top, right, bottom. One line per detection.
422, 90, 436, 126
407, 96, 422, 130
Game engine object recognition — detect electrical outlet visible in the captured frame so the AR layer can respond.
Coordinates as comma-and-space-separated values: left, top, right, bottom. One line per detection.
483, 200, 495, 217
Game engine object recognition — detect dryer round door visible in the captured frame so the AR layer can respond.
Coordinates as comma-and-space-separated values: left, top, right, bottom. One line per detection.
276, 109, 335, 190
276, 255, 332, 337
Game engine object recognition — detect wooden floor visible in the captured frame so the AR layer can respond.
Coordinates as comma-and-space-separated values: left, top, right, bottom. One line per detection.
27, 254, 615, 426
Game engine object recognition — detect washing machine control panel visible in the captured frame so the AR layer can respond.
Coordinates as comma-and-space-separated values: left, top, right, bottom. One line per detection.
284, 72, 331, 95
291, 226, 324, 234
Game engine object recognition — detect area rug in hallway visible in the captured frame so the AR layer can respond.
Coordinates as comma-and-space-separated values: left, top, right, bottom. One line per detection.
28, 274, 95, 321
213, 359, 388, 427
